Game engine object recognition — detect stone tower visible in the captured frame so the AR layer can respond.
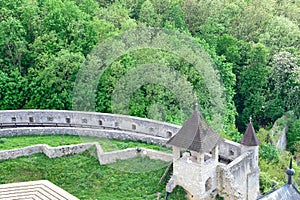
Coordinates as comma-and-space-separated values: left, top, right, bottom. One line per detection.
240, 118, 261, 200
166, 106, 224, 200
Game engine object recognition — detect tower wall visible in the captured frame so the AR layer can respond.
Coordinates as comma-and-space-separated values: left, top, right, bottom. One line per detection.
218, 149, 260, 200
173, 154, 218, 199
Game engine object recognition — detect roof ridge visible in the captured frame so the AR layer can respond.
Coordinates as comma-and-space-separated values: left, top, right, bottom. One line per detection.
167, 108, 224, 153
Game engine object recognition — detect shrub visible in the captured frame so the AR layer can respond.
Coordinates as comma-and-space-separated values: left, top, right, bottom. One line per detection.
259, 144, 280, 163
287, 119, 300, 154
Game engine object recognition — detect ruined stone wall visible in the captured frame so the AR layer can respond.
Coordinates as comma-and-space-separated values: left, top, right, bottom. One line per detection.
218, 151, 259, 200
173, 158, 218, 200
218, 140, 242, 161
99, 148, 172, 164
0, 143, 95, 161
0, 142, 172, 164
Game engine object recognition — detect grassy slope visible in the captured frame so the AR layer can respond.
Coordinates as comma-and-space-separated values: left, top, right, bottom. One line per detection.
0, 135, 183, 199
0, 152, 185, 199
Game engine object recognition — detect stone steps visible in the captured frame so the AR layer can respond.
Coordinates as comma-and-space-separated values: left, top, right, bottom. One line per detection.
0, 180, 79, 200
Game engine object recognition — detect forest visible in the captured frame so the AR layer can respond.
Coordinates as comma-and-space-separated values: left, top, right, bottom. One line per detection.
0, 0, 299, 193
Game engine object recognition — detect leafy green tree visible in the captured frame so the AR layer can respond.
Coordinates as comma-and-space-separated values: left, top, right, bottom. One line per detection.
164, 4, 187, 31
235, 43, 270, 130
287, 119, 300, 154
229, 0, 272, 42
26, 50, 84, 109
274, 0, 300, 27
0, 16, 27, 74
266, 51, 300, 121
259, 16, 300, 55
181, 0, 203, 33
138, 0, 161, 27
0, 71, 28, 109
259, 144, 280, 163
99, 2, 137, 30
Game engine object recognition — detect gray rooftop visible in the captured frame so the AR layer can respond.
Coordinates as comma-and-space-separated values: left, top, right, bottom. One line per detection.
240, 120, 261, 146
258, 184, 300, 200
258, 158, 300, 200
167, 107, 223, 153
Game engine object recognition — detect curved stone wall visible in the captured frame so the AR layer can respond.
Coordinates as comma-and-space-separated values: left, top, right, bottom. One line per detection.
0, 110, 180, 139
0, 127, 168, 145
0, 110, 242, 157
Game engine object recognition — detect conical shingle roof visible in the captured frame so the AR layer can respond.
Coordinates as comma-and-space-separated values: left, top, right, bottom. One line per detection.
167, 107, 224, 153
240, 119, 261, 146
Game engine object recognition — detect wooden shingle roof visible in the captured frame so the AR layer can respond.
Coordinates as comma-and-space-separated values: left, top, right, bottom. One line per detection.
167, 107, 223, 153
240, 120, 261, 146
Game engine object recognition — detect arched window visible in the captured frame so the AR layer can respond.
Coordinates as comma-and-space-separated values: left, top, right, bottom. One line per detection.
205, 177, 212, 192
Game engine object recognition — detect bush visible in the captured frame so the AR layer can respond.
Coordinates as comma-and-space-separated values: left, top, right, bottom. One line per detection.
259, 172, 278, 194
259, 144, 280, 163
287, 119, 300, 154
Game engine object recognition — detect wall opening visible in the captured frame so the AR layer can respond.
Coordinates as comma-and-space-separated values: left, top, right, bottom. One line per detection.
99, 120, 103, 126
66, 117, 71, 124
82, 118, 87, 124
29, 117, 34, 123
167, 131, 173, 137
230, 150, 234, 156
205, 177, 212, 192
11, 117, 16, 122
47, 117, 53, 122
132, 124, 136, 130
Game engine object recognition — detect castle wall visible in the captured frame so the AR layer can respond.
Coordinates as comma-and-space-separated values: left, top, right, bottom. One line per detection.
0, 110, 180, 139
0, 142, 172, 164
0, 143, 95, 161
218, 151, 259, 200
0, 127, 168, 145
0, 110, 260, 200
173, 157, 218, 200
218, 140, 242, 161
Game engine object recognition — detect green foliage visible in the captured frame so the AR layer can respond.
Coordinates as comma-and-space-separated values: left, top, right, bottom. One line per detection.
266, 52, 300, 121
0, 135, 171, 153
259, 144, 280, 163
0, 153, 186, 199
138, 0, 161, 27
287, 119, 300, 154
259, 16, 300, 54
0, 0, 299, 146
0, 135, 183, 199
234, 42, 270, 130
259, 171, 278, 194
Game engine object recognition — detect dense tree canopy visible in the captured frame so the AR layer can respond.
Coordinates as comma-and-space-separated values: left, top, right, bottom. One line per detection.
0, 0, 299, 134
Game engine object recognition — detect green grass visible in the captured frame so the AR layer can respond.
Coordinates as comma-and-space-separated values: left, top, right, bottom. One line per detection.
0, 135, 182, 199
0, 135, 171, 153
0, 151, 186, 199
